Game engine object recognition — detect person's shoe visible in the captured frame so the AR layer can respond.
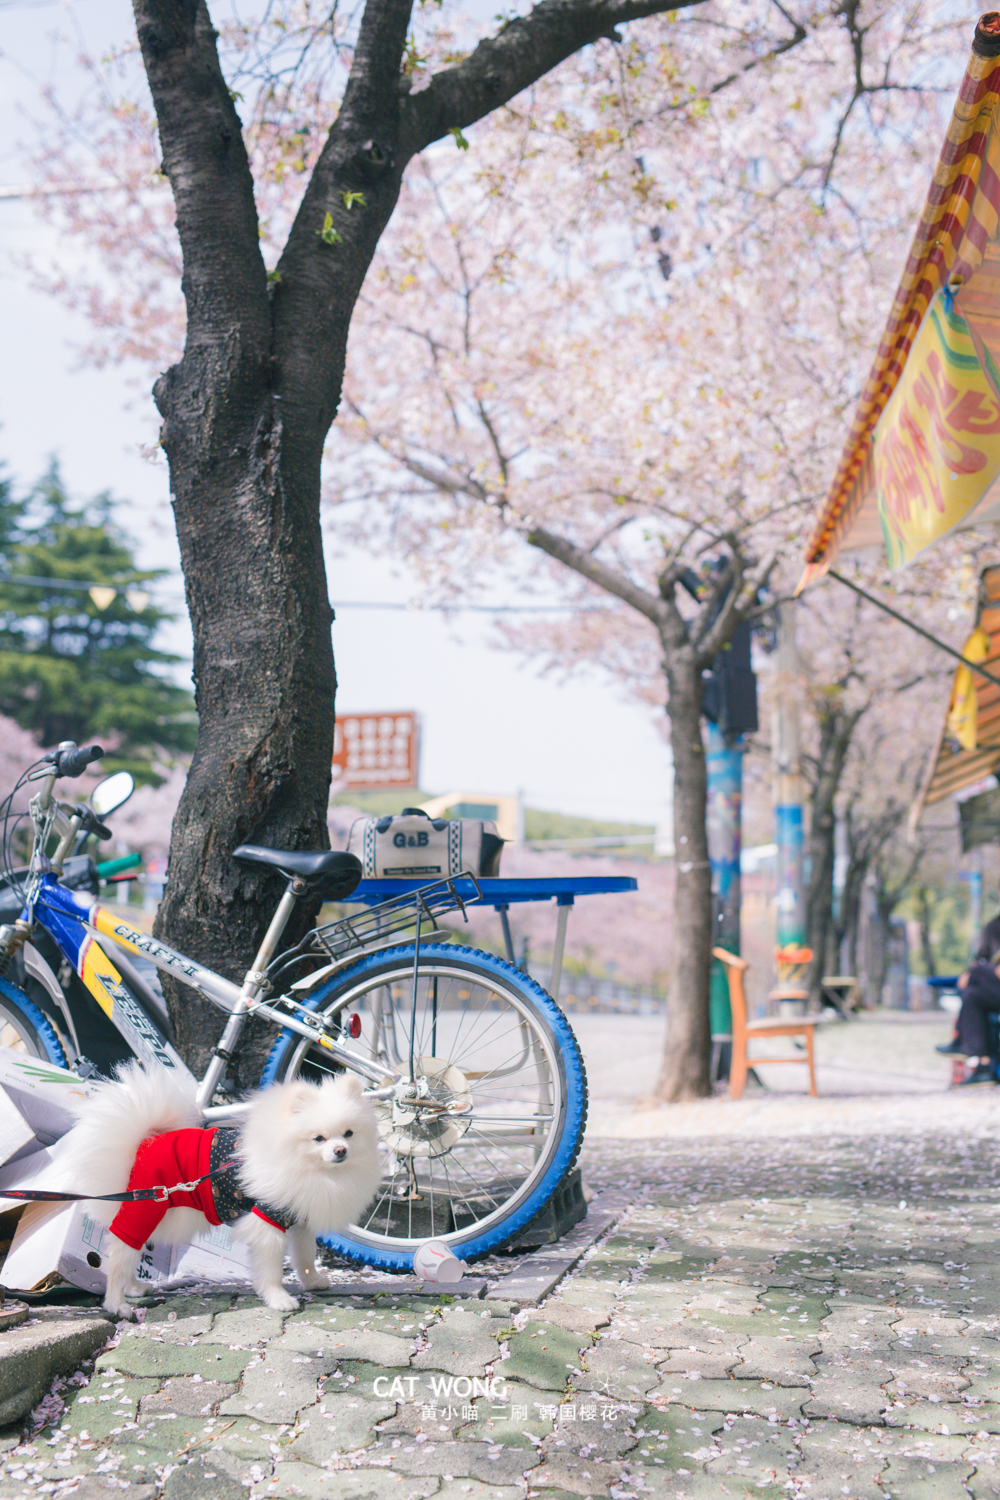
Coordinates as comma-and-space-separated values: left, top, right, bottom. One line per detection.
958, 1063, 996, 1086
936, 1039, 965, 1055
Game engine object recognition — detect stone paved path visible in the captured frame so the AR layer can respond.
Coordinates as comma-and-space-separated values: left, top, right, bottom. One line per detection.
5, 1127, 1000, 1500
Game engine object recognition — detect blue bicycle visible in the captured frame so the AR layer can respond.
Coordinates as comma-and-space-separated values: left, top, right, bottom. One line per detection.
0, 741, 587, 1270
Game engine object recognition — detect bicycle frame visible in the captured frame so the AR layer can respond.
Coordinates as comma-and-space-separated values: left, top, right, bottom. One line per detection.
21, 873, 401, 1122
4, 758, 502, 1138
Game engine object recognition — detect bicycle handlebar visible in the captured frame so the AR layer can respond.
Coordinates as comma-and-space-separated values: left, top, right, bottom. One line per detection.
71, 804, 112, 841
52, 744, 105, 778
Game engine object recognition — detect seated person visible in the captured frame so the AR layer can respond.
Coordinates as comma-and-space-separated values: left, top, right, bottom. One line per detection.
936, 912, 1000, 1084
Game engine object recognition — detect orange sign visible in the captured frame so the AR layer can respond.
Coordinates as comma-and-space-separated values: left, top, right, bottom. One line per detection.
332, 712, 420, 788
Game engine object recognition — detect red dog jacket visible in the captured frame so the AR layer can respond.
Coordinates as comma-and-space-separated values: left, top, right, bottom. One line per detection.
109, 1127, 294, 1250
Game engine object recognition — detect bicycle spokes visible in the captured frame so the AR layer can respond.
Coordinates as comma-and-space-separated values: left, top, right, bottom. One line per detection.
282, 960, 563, 1246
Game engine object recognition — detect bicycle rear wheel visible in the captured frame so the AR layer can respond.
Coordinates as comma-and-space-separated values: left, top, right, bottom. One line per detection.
260, 943, 587, 1269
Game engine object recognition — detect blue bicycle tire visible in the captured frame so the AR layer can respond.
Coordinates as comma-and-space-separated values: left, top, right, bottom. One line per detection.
260, 943, 587, 1270
0, 976, 68, 1067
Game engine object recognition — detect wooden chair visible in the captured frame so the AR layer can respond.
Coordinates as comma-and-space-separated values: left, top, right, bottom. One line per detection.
713, 947, 819, 1101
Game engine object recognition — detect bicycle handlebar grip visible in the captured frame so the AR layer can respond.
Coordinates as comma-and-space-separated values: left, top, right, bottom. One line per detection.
57, 744, 105, 778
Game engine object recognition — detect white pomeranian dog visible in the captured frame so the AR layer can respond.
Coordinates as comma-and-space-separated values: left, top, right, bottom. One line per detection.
62, 1061, 382, 1316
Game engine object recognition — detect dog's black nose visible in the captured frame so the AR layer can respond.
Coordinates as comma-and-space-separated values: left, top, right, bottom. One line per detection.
333, 1145, 348, 1160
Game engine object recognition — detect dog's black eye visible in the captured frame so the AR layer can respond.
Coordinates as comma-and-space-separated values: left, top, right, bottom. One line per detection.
313, 1135, 325, 1142
344, 1130, 354, 1138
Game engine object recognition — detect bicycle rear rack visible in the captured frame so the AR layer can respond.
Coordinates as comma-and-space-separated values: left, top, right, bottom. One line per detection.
267, 872, 483, 984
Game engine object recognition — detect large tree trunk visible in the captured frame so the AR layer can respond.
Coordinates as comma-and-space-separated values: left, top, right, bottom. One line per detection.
804, 703, 859, 1008
840, 852, 866, 982
152, 395, 338, 1080
140, 0, 413, 1079
916, 886, 937, 977
654, 648, 712, 1102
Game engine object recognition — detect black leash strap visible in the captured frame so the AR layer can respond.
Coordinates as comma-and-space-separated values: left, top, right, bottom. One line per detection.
0, 1158, 240, 1206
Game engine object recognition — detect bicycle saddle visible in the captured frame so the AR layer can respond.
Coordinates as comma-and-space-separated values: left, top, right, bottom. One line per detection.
233, 845, 362, 898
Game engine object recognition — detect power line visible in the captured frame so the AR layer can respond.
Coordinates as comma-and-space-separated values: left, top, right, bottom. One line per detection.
331, 599, 605, 614
525, 833, 656, 849
0, 574, 154, 612
0, 181, 124, 201
0, 574, 141, 592
0, 574, 601, 614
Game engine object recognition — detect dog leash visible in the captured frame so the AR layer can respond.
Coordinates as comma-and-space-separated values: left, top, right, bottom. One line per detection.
0, 1158, 241, 1206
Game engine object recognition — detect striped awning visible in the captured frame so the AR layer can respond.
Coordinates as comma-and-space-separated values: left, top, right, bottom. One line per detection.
801, 14, 1000, 587
915, 563, 1000, 812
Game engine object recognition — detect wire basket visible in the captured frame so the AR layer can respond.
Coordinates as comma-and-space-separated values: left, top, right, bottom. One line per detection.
309, 872, 483, 962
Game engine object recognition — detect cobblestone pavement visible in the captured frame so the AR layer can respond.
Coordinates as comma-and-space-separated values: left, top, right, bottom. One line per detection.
5, 1126, 1000, 1500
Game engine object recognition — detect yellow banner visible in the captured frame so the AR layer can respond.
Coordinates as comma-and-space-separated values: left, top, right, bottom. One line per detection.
946, 626, 992, 751
875, 292, 1000, 568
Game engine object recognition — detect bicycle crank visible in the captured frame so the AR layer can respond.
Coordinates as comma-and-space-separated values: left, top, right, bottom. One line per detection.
376, 1057, 473, 1158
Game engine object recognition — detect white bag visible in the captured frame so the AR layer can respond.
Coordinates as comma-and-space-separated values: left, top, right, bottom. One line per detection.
346, 808, 503, 879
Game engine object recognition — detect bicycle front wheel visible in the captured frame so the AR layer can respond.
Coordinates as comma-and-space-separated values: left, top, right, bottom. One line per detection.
260, 943, 587, 1269
0, 976, 68, 1066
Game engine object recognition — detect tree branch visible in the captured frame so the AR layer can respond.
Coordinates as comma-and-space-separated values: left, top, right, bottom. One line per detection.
654, 0, 807, 117
527, 524, 667, 629
696, 549, 776, 665
397, 452, 490, 501
401, 0, 708, 154
273, 0, 415, 432
342, 403, 492, 500
132, 0, 268, 350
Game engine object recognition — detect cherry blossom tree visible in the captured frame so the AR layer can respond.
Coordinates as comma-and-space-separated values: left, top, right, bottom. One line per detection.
771, 580, 957, 1004
319, 0, 969, 1094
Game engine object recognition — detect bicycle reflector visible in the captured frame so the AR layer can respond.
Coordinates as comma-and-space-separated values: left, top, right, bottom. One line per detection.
348, 1014, 362, 1039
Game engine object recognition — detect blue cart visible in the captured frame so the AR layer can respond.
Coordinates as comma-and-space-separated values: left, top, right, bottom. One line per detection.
351, 875, 638, 1003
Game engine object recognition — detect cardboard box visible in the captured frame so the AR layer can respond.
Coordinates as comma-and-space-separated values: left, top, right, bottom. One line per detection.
0, 1047, 96, 1149
0, 1142, 61, 1207
0, 1140, 254, 1295
1, 1199, 174, 1295
0, 1082, 36, 1167
0, 1053, 255, 1295
169, 1220, 254, 1284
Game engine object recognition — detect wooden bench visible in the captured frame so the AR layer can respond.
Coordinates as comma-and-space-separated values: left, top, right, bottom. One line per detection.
713, 947, 819, 1101
820, 975, 860, 1017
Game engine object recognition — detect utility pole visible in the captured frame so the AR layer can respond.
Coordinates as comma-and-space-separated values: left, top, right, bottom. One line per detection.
773, 607, 806, 961
707, 724, 743, 1036
691, 564, 758, 1063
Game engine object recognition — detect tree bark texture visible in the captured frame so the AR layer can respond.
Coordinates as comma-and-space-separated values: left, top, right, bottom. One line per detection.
804, 700, 860, 1009
841, 806, 897, 1006
916, 886, 937, 977
840, 860, 863, 985
133, 0, 705, 1076
652, 649, 712, 1102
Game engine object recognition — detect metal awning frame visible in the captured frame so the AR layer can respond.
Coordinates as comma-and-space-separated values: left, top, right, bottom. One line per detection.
825, 569, 1000, 692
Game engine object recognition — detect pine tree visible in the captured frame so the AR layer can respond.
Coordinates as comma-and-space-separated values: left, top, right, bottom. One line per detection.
0, 464, 195, 777
0, 466, 27, 555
